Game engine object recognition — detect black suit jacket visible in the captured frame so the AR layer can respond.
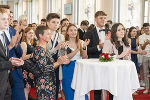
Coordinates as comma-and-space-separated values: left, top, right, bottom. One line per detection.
84, 27, 102, 58
78, 28, 85, 40
0, 40, 12, 98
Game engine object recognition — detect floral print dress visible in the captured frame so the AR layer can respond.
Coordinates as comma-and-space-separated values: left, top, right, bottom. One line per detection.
33, 46, 56, 100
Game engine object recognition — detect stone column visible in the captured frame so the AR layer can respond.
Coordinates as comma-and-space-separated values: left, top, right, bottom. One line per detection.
112, 0, 119, 23
148, 0, 150, 23
72, 0, 79, 24
28, 0, 32, 24
46, 0, 52, 14
14, 2, 18, 20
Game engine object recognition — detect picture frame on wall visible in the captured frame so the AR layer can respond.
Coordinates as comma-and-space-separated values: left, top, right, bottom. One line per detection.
64, 3, 72, 15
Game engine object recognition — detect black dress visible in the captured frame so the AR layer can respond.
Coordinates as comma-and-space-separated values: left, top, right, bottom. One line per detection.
22, 44, 35, 88
131, 38, 139, 73
118, 45, 123, 60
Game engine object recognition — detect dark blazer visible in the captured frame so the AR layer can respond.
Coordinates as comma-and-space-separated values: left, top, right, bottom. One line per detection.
84, 27, 102, 58
7, 27, 22, 58
0, 40, 12, 99
78, 28, 85, 40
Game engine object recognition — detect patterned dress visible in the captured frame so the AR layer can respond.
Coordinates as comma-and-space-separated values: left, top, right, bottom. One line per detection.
33, 46, 56, 100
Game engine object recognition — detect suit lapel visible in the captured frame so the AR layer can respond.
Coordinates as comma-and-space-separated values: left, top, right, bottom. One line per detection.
93, 28, 99, 43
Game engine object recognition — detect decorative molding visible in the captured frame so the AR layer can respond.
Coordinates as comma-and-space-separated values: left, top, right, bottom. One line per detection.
128, 0, 135, 19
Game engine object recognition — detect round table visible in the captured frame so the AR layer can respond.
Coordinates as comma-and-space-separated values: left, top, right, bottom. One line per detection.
71, 59, 140, 100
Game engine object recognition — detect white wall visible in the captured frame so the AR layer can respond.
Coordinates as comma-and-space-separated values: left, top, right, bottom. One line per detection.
119, 0, 144, 28
5, 0, 145, 26
99, 0, 113, 21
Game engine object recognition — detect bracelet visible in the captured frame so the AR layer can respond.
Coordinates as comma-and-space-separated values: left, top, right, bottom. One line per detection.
82, 47, 86, 50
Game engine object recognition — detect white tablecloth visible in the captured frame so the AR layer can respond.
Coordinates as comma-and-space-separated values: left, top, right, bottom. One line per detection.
71, 59, 140, 100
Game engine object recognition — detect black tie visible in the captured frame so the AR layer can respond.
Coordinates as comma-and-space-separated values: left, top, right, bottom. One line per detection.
99, 29, 105, 32
83, 30, 85, 33
1, 32, 7, 55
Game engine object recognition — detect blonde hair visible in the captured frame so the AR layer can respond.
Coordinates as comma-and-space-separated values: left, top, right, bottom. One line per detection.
18, 15, 27, 25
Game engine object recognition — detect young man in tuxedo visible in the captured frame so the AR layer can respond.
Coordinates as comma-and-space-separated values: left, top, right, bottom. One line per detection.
0, 5, 26, 100
0, 8, 24, 100
84, 11, 113, 100
78, 20, 89, 40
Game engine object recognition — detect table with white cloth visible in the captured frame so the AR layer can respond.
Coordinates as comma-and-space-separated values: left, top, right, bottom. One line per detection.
71, 59, 140, 100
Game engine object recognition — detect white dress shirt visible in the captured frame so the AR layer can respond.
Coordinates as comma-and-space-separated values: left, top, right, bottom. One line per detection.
96, 26, 106, 50
4, 27, 11, 42
96, 26, 106, 43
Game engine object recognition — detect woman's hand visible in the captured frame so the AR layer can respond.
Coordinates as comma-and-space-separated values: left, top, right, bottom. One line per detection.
144, 39, 150, 45
60, 41, 68, 49
62, 56, 70, 64
83, 39, 90, 48
57, 56, 70, 65
99, 40, 104, 49
118, 50, 131, 59
55, 41, 67, 50
105, 31, 111, 40
140, 50, 147, 55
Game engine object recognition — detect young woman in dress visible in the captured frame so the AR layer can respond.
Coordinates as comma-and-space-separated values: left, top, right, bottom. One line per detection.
62, 24, 90, 100
103, 23, 131, 59
128, 27, 146, 73
21, 27, 35, 100
128, 27, 147, 95
103, 23, 132, 97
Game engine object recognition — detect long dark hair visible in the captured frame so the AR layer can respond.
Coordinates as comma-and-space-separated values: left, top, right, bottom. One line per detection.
111, 23, 130, 49
128, 26, 137, 39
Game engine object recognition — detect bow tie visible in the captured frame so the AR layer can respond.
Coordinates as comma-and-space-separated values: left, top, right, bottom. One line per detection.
99, 29, 105, 32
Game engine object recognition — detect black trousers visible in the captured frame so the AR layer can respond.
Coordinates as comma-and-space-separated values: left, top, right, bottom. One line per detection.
94, 90, 101, 100
0, 81, 11, 100
94, 90, 113, 100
